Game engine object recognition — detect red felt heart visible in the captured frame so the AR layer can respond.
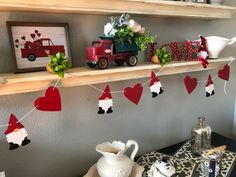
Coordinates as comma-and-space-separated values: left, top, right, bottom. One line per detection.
37, 33, 41, 37
21, 36, 26, 40
30, 34, 35, 39
184, 76, 198, 94
35, 30, 39, 34
124, 83, 143, 105
34, 86, 61, 111
15, 39, 19, 43
218, 64, 230, 81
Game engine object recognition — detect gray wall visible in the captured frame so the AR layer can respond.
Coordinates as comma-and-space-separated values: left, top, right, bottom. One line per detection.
0, 1, 236, 177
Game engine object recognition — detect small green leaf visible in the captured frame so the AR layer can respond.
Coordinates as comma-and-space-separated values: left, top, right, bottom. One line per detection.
56, 52, 61, 59
52, 57, 57, 63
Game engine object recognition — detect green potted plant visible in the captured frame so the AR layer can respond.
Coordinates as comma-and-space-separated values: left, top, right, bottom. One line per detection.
156, 47, 171, 66
46, 52, 71, 77
104, 14, 156, 51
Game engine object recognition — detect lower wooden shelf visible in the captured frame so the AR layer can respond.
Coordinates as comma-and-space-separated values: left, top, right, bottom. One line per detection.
0, 57, 234, 96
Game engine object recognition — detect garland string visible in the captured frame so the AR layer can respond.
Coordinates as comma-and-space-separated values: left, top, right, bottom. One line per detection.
0, 79, 62, 128
0, 106, 37, 128
224, 81, 228, 96
181, 56, 235, 84
16, 106, 38, 123
0, 57, 235, 128
53, 78, 61, 89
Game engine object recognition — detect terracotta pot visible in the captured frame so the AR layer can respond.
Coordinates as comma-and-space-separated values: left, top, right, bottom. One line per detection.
46, 62, 53, 73
151, 55, 159, 64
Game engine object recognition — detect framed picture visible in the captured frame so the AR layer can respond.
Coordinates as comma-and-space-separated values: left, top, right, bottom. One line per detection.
7, 22, 72, 72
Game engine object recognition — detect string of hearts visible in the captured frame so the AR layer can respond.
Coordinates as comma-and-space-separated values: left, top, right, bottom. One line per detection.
0, 57, 234, 150
183, 57, 234, 95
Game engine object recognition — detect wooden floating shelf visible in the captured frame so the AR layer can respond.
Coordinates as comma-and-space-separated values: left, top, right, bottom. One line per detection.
0, 0, 236, 19
0, 57, 234, 96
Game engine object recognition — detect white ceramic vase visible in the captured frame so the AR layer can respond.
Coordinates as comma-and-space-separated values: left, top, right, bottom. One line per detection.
96, 140, 139, 177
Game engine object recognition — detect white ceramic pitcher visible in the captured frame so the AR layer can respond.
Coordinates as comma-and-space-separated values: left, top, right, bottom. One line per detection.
96, 140, 139, 177
197, 36, 236, 58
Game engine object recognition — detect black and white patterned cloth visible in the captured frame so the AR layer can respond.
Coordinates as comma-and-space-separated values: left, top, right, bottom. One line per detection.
136, 151, 196, 177
173, 141, 236, 177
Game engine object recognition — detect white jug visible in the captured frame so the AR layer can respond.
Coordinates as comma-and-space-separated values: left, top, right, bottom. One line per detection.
96, 140, 139, 177
197, 36, 236, 58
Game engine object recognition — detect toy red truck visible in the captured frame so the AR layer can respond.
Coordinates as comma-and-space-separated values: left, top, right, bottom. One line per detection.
86, 36, 140, 69
21, 38, 65, 61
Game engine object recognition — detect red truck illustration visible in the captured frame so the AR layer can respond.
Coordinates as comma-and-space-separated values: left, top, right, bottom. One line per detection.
86, 36, 140, 69
21, 38, 65, 61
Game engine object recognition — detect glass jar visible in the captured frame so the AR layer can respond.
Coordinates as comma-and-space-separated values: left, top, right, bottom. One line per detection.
201, 151, 223, 177
191, 117, 211, 155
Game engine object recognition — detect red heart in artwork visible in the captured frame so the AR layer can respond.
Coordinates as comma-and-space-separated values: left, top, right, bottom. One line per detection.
30, 34, 35, 39
218, 64, 230, 81
184, 76, 198, 94
34, 86, 61, 111
35, 30, 39, 34
15, 39, 19, 43
21, 36, 25, 40
124, 83, 143, 105
37, 33, 41, 37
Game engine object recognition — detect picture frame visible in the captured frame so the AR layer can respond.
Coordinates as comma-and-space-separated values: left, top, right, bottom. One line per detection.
7, 22, 72, 73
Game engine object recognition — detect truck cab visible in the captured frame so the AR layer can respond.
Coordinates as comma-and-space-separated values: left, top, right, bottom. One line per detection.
86, 37, 139, 69
21, 38, 65, 61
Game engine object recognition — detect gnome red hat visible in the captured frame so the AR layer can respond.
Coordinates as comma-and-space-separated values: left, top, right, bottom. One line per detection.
4, 114, 24, 135
149, 71, 160, 86
205, 75, 214, 87
205, 74, 215, 97
99, 85, 112, 100
199, 35, 208, 53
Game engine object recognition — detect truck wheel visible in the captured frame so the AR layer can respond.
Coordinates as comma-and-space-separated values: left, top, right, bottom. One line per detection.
98, 58, 108, 70
27, 54, 36, 61
126, 56, 138, 66
115, 60, 125, 66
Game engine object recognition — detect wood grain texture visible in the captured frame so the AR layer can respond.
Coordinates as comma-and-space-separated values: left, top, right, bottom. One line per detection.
0, 57, 234, 96
0, 0, 235, 19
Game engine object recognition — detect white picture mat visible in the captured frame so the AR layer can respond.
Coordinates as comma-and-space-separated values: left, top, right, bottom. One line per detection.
11, 26, 70, 70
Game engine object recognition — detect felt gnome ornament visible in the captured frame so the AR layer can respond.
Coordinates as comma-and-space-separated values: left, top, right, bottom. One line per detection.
197, 35, 209, 69
205, 75, 215, 97
4, 114, 31, 150
149, 71, 164, 98
98, 85, 113, 114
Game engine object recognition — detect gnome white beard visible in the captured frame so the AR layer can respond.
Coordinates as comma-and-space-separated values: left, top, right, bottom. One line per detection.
99, 99, 113, 112
6, 128, 28, 145
197, 51, 208, 59
206, 84, 214, 93
150, 82, 162, 94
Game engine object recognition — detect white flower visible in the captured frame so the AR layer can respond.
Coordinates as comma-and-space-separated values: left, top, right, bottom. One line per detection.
128, 19, 135, 27
109, 28, 117, 37
104, 23, 117, 37
128, 19, 142, 33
